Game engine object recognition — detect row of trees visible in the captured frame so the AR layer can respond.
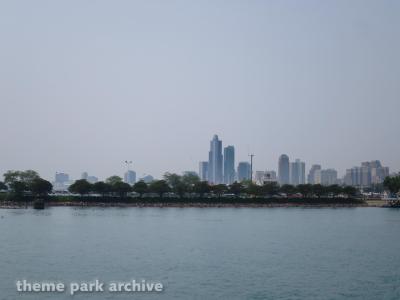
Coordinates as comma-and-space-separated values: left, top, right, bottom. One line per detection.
67, 172, 359, 199
0, 170, 53, 198
6, 170, 399, 201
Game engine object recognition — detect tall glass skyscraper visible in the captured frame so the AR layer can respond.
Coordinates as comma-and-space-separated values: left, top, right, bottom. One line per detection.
223, 146, 235, 185
208, 135, 223, 184
290, 159, 306, 186
278, 154, 290, 185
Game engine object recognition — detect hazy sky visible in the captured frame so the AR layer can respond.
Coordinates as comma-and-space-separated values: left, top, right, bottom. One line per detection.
1, 0, 399, 181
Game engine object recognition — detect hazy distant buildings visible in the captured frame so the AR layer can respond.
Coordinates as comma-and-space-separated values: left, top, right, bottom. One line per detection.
140, 175, 154, 183
344, 160, 389, 187
321, 169, 338, 186
308, 164, 321, 184
81, 172, 98, 183
290, 159, 305, 186
223, 146, 235, 185
54, 172, 71, 191
199, 162, 209, 181
55, 172, 69, 184
278, 154, 290, 185
237, 162, 251, 182
124, 170, 136, 185
208, 135, 223, 184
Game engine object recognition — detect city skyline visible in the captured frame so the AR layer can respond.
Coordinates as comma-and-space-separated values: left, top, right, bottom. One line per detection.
46, 134, 394, 189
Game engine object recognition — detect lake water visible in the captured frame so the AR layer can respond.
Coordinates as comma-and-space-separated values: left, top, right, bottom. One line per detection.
0, 207, 400, 300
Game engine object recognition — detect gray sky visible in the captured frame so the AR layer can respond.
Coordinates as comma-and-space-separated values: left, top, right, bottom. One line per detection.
1, 0, 399, 181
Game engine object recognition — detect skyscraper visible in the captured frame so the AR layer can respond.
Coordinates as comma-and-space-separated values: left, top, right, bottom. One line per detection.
208, 135, 223, 184
321, 169, 338, 186
308, 164, 321, 184
290, 159, 305, 185
199, 162, 209, 181
237, 162, 251, 182
278, 154, 290, 185
223, 146, 235, 185
124, 170, 136, 185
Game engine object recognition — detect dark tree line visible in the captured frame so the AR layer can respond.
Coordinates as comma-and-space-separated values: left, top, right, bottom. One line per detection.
67, 173, 360, 199
0, 170, 53, 200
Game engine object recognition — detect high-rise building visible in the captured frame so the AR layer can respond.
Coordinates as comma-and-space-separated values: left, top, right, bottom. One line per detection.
199, 162, 209, 181
223, 146, 235, 185
124, 170, 136, 185
237, 162, 251, 182
321, 169, 338, 186
54, 172, 71, 192
290, 159, 305, 186
81, 172, 88, 180
308, 164, 321, 184
344, 161, 389, 187
55, 172, 69, 184
278, 154, 290, 185
208, 135, 223, 184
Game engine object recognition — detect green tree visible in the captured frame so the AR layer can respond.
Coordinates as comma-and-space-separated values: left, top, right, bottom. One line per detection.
193, 181, 211, 198
229, 182, 244, 196
343, 186, 358, 198
181, 173, 200, 189
0, 182, 7, 191
68, 179, 92, 196
92, 181, 112, 197
106, 176, 123, 186
327, 184, 343, 197
312, 184, 325, 198
133, 181, 148, 198
163, 173, 187, 197
280, 184, 296, 196
3, 170, 40, 190
383, 176, 400, 195
9, 181, 27, 197
297, 184, 313, 198
29, 178, 53, 197
113, 181, 132, 198
261, 182, 279, 196
211, 184, 228, 198
246, 183, 263, 197
149, 180, 170, 198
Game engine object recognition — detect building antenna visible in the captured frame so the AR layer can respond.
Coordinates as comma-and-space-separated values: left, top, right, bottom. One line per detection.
249, 154, 255, 182
125, 160, 132, 172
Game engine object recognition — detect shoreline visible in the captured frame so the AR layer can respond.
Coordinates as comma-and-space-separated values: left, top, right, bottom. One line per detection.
0, 200, 371, 209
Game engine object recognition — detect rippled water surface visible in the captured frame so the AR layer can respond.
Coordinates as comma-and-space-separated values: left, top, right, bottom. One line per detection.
1, 207, 400, 299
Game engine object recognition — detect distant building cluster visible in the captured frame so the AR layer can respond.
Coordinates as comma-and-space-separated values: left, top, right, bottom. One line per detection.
199, 135, 253, 184
198, 135, 391, 188
52, 135, 392, 190
344, 161, 389, 187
